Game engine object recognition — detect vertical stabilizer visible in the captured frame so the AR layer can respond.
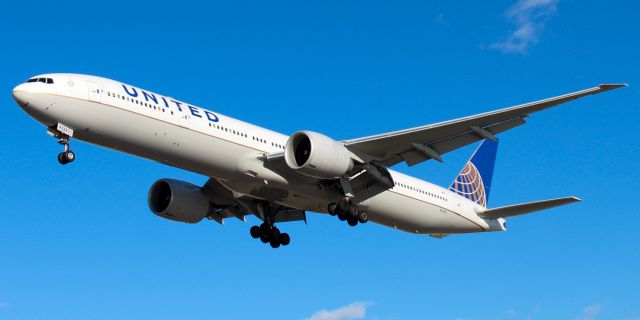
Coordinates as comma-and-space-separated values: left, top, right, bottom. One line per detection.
449, 139, 498, 207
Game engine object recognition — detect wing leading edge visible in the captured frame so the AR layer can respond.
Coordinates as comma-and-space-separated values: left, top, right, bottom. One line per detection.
345, 84, 627, 167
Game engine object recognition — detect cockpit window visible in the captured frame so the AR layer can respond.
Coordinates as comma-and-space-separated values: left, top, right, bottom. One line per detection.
26, 78, 54, 84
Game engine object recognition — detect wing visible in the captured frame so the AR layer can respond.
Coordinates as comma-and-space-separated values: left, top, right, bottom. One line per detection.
345, 84, 627, 167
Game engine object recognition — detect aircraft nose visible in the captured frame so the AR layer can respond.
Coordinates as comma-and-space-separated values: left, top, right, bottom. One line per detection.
12, 83, 30, 107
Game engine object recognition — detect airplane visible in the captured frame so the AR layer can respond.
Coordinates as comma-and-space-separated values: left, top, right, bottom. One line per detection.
12, 74, 626, 248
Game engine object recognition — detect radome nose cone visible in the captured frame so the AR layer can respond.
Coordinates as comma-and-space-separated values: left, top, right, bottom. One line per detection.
12, 84, 29, 107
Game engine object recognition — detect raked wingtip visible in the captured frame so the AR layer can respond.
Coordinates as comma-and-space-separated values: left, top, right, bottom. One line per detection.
599, 83, 628, 89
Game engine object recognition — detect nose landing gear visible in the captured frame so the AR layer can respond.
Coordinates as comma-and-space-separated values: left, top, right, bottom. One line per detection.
56, 136, 75, 165
49, 124, 76, 165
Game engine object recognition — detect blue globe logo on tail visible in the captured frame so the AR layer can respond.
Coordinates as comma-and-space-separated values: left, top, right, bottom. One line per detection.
450, 161, 487, 207
448, 139, 499, 208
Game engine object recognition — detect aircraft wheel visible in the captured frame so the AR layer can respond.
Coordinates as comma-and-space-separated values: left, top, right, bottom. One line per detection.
270, 239, 281, 248
250, 226, 261, 239
259, 223, 270, 236
328, 203, 338, 216
271, 227, 281, 240
358, 212, 368, 224
349, 205, 360, 217
279, 233, 290, 246
63, 150, 76, 163
347, 216, 358, 227
337, 212, 347, 221
57, 152, 68, 165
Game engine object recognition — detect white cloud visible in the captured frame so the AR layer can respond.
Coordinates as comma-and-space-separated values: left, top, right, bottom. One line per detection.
306, 301, 373, 320
577, 303, 603, 320
525, 303, 541, 320
498, 309, 518, 319
490, 0, 558, 54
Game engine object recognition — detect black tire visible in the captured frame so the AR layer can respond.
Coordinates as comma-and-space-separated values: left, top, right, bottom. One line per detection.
250, 226, 261, 239
337, 212, 347, 221
64, 150, 75, 163
259, 223, 271, 243
349, 205, 360, 217
279, 233, 290, 246
271, 227, 281, 240
270, 239, 281, 248
328, 203, 337, 216
57, 152, 68, 165
259, 223, 270, 236
338, 199, 350, 212
358, 212, 368, 224
347, 216, 358, 227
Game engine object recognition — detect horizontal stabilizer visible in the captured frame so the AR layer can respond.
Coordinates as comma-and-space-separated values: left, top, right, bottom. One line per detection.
477, 196, 581, 219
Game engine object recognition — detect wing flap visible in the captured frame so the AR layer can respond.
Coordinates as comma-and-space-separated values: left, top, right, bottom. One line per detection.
478, 196, 581, 219
390, 117, 526, 167
274, 209, 307, 223
203, 178, 307, 224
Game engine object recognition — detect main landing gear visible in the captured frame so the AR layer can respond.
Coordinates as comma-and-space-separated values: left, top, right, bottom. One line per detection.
248, 202, 291, 249
57, 135, 75, 165
328, 199, 368, 227
250, 222, 291, 248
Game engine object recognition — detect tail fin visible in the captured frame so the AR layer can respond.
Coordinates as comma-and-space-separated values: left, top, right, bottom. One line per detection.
449, 139, 499, 207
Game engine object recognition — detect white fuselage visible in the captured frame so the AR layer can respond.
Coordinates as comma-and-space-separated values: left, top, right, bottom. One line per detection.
12, 73, 504, 235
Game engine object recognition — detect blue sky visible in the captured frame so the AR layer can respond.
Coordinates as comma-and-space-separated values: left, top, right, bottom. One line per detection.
1, 0, 638, 319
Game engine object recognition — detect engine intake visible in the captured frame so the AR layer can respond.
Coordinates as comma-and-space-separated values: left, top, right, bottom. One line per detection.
284, 131, 354, 179
148, 179, 211, 223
